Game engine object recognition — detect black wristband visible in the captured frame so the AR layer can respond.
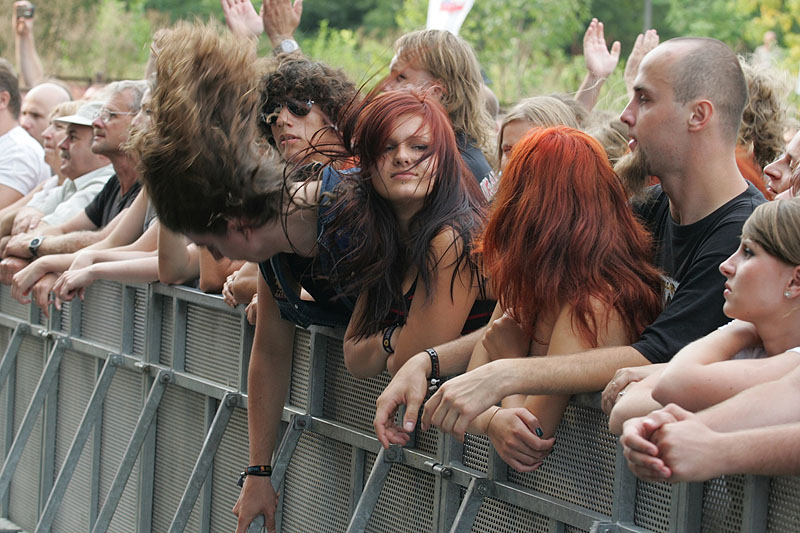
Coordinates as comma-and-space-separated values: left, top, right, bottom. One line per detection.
382, 323, 400, 354
425, 347, 440, 381
237, 464, 272, 487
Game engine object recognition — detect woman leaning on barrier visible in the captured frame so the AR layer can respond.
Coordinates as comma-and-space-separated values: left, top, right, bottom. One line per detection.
320, 89, 495, 379
132, 22, 359, 533
606, 198, 800, 437
443, 126, 663, 472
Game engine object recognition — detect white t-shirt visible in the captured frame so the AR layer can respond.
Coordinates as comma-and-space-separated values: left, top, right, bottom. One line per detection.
0, 126, 51, 195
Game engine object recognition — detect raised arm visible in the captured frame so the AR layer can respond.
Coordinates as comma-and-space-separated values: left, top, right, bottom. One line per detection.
12, 1, 44, 87
261, 0, 302, 49
574, 18, 620, 112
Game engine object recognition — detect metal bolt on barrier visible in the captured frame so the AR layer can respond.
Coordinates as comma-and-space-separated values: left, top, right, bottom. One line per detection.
225, 393, 241, 407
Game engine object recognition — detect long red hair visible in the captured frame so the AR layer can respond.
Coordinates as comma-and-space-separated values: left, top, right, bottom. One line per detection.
477, 126, 662, 346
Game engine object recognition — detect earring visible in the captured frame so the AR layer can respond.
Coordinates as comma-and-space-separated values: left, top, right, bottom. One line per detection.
786, 290, 792, 298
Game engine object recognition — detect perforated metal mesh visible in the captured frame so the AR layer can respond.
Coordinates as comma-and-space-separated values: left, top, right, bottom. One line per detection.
98, 367, 142, 533
159, 297, 174, 367
8, 335, 44, 531
209, 407, 249, 533
0, 284, 29, 320
470, 496, 549, 533
132, 287, 147, 356
364, 454, 436, 533
280, 431, 352, 533
59, 301, 72, 334
463, 433, 490, 473
80, 281, 123, 349
52, 350, 97, 533
506, 404, 615, 515
768, 476, 800, 531
412, 425, 439, 456
151, 386, 207, 533
701, 475, 745, 531
322, 337, 390, 433
633, 479, 672, 532
564, 525, 588, 533
184, 303, 241, 387
289, 327, 311, 410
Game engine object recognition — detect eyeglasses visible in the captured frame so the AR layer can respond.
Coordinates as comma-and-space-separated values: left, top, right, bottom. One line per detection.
260, 98, 314, 126
99, 108, 136, 123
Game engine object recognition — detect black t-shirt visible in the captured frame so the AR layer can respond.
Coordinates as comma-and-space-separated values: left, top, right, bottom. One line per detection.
631, 183, 765, 363
84, 174, 142, 228
456, 133, 496, 199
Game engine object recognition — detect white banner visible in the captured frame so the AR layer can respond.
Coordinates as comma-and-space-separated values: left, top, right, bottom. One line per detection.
426, 0, 475, 36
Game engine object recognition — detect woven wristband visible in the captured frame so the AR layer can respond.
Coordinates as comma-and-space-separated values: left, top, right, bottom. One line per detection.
425, 348, 440, 381
237, 464, 272, 487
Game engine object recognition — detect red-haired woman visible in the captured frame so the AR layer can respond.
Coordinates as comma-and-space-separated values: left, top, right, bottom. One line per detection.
324, 89, 494, 378
464, 126, 663, 471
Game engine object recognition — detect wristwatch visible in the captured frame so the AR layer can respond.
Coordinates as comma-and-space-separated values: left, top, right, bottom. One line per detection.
28, 235, 45, 258
273, 38, 299, 56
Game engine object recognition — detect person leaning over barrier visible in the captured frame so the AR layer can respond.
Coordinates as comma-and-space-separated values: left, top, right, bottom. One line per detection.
606, 199, 800, 435
133, 23, 357, 533
321, 89, 493, 379
454, 126, 662, 472
375, 37, 765, 450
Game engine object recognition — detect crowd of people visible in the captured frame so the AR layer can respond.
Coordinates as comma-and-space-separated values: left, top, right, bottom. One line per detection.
2, 0, 800, 531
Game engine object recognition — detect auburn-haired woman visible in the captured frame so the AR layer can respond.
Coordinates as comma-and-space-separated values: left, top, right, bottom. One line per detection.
325, 89, 494, 378
464, 126, 663, 472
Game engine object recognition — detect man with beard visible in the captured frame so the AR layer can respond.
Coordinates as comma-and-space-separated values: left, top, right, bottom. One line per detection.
374, 37, 766, 456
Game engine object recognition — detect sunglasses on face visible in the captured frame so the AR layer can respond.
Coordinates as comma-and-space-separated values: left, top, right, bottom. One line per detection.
261, 98, 315, 126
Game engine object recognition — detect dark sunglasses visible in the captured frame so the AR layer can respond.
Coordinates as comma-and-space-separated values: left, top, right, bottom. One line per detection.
260, 98, 314, 126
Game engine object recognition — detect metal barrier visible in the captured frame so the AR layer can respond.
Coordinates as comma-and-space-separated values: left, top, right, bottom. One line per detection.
0, 280, 796, 532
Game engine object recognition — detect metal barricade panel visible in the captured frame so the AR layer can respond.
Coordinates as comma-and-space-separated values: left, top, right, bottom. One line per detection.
184, 303, 241, 387
52, 350, 97, 533
0, 326, 10, 457
0, 285, 29, 321
151, 385, 207, 533
701, 475, 745, 531
767, 476, 800, 531
323, 337, 390, 434
98, 367, 142, 533
58, 301, 72, 334
133, 288, 147, 357
8, 335, 45, 531
463, 434, 490, 474
80, 281, 123, 349
633, 480, 671, 532
364, 451, 436, 533
470, 496, 549, 533
159, 297, 174, 367
506, 404, 616, 515
209, 407, 249, 533
280, 431, 352, 533
289, 328, 311, 410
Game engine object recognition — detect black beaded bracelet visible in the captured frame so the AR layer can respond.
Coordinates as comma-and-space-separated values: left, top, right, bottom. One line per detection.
237, 464, 272, 487
425, 347, 440, 381
382, 323, 400, 354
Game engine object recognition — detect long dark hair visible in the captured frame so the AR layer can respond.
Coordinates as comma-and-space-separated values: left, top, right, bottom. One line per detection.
326, 89, 487, 338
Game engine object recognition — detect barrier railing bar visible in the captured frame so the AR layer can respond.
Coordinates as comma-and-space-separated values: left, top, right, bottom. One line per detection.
436, 429, 464, 531
0, 337, 67, 502
489, 480, 608, 531
349, 447, 366, 516
39, 353, 59, 520
548, 518, 566, 533
740, 475, 769, 532
167, 392, 238, 533
668, 481, 702, 532
151, 284, 234, 313
448, 477, 488, 533
0, 324, 28, 397
345, 446, 397, 533
92, 368, 172, 533
35, 355, 120, 532
121, 286, 136, 355
171, 299, 187, 372
270, 414, 309, 493
611, 442, 637, 523
246, 514, 265, 533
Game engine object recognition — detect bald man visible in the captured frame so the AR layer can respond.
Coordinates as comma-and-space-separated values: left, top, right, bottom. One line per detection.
20, 82, 71, 144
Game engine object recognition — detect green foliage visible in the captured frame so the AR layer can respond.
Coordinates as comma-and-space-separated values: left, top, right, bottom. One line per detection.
298, 20, 395, 90
299, 0, 400, 32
